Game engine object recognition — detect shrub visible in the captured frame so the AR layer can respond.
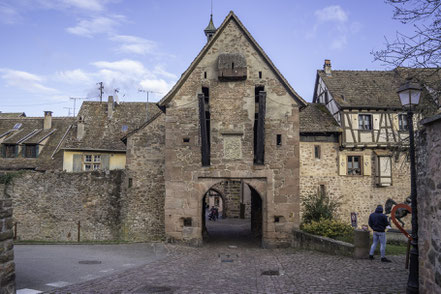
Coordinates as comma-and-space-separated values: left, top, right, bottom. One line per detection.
302, 190, 338, 224
302, 218, 354, 240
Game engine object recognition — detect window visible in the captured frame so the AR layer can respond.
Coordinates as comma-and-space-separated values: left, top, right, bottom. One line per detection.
3, 144, 17, 158
359, 114, 372, 130
121, 125, 128, 132
83, 154, 101, 171
398, 114, 408, 131
128, 178, 133, 188
84, 155, 92, 162
375, 156, 392, 186
324, 91, 329, 104
276, 134, 282, 146
204, 72, 207, 79
24, 145, 37, 158
347, 156, 362, 175
183, 138, 190, 143
259, 71, 262, 79
13, 123, 22, 130
254, 86, 265, 164
314, 145, 321, 159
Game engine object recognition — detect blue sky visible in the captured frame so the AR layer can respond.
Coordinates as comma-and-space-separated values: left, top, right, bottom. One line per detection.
0, 0, 415, 116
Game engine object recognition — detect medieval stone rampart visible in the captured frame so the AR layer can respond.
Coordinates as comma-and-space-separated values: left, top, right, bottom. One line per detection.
417, 115, 441, 292
5, 170, 123, 241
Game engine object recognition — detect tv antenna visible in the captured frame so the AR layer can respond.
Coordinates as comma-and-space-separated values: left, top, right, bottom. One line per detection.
69, 97, 87, 117
97, 82, 104, 103
138, 89, 160, 120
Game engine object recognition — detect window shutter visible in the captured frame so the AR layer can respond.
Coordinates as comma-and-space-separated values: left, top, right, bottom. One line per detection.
392, 114, 399, 131
363, 154, 371, 176
255, 91, 266, 164
352, 114, 358, 130
73, 154, 82, 172
198, 93, 210, 166
338, 153, 347, 176
101, 154, 110, 170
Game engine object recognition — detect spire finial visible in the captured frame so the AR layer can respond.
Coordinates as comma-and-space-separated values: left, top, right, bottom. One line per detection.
204, 8, 216, 42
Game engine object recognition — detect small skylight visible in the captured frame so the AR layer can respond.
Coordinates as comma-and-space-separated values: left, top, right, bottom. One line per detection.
13, 123, 22, 130
122, 125, 128, 132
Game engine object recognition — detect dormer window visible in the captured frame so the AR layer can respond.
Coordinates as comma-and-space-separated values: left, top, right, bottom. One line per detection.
359, 114, 372, 130
2, 144, 17, 158
24, 144, 38, 158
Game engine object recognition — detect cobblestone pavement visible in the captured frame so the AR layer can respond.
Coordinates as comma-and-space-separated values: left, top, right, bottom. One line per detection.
50, 219, 408, 294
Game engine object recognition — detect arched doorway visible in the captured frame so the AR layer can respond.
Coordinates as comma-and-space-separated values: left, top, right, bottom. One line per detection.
201, 180, 263, 246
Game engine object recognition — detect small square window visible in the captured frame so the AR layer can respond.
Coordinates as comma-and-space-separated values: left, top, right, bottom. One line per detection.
183, 218, 192, 227
94, 155, 101, 162
93, 163, 100, 170
84, 155, 92, 162
183, 138, 190, 143
84, 164, 92, 171
359, 114, 372, 130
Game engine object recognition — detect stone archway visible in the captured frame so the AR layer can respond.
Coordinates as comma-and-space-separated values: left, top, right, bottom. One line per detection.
200, 180, 265, 246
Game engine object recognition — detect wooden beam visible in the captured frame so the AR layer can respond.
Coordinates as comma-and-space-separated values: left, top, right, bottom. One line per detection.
198, 93, 210, 166
255, 91, 266, 165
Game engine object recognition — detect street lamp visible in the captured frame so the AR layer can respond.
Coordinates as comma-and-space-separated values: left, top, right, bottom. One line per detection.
397, 78, 422, 294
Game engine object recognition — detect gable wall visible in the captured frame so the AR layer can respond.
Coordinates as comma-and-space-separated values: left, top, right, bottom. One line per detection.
122, 113, 166, 241
164, 19, 301, 246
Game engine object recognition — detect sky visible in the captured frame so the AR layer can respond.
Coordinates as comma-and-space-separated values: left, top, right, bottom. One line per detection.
0, 0, 417, 117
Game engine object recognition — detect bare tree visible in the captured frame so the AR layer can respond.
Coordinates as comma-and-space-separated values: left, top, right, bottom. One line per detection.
373, 0, 441, 68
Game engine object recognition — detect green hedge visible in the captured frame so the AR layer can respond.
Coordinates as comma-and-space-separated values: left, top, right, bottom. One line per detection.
301, 218, 354, 241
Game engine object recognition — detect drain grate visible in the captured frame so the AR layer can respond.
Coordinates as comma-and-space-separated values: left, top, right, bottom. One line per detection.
261, 270, 280, 276
133, 285, 174, 293
78, 260, 102, 265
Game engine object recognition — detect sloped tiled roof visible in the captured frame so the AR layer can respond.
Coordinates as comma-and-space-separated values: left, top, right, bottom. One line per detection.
299, 103, 341, 133
0, 116, 73, 170
61, 101, 160, 151
317, 67, 440, 109
0, 112, 26, 118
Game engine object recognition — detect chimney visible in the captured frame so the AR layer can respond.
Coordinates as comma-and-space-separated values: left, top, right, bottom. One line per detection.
43, 111, 52, 129
107, 96, 114, 119
324, 59, 332, 76
77, 116, 85, 140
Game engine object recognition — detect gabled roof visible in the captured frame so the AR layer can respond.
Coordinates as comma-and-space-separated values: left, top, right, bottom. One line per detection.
158, 11, 306, 108
315, 67, 440, 110
0, 112, 26, 118
0, 116, 73, 170
61, 101, 160, 151
299, 103, 341, 133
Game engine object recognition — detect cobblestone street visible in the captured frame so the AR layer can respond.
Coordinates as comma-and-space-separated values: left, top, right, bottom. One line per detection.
51, 219, 409, 294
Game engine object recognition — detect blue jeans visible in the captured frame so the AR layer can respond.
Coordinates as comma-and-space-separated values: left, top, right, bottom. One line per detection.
369, 231, 386, 258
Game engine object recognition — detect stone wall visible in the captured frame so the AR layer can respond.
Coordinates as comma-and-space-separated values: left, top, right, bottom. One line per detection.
122, 113, 166, 241
300, 141, 411, 228
417, 115, 441, 292
5, 170, 123, 241
0, 186, 15, 294
162, 17, 301, 247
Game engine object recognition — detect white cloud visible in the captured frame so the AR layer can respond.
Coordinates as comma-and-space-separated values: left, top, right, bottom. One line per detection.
55, 69, 93, 84
139, 79, 172, 95
0, 3, 21, 24
314, 5, 348, 23
153, 65, 178, 80
109, 34, 157, 55
307, 5, 361, 50
92, 59, 150, 76
0, 69, 57, 94
36, 0, 113, 12
67, 15, 124, 37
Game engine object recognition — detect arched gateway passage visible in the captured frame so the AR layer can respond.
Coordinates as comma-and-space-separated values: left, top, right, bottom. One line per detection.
201, 180, 263, 246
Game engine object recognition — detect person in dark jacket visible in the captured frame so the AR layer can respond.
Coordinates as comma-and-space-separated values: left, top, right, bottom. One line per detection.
368, 205, 392, 262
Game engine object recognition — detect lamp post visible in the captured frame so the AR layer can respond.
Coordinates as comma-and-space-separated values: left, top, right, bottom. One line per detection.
397, 79, 422, 294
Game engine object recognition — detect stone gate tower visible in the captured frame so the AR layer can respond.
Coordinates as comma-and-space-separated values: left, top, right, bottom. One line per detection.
123, 11, 306, 247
